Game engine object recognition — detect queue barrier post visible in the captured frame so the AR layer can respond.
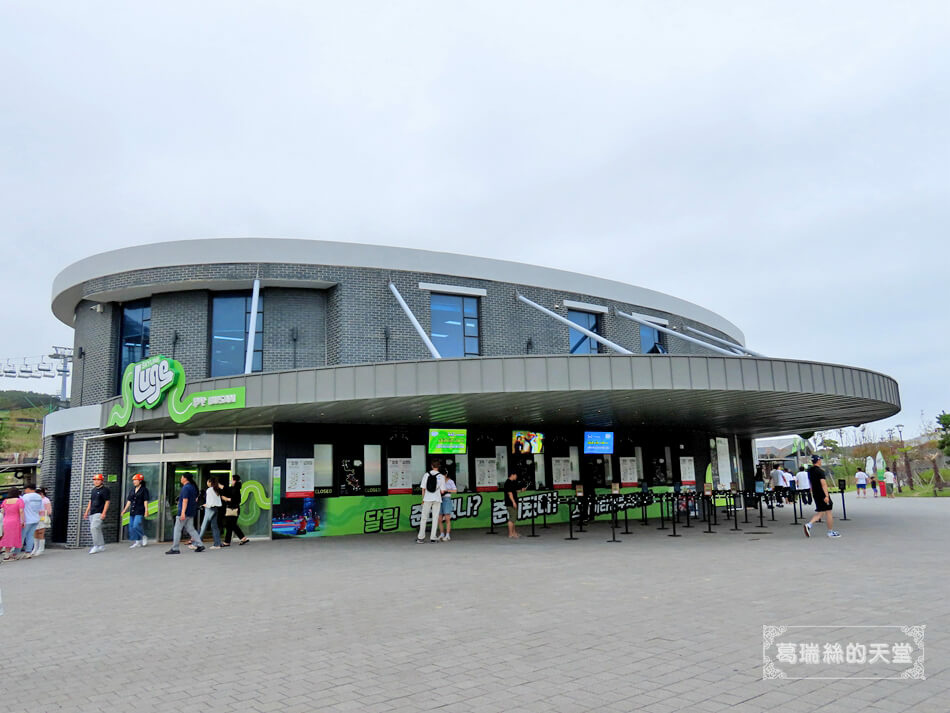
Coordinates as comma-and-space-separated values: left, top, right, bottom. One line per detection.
541, 493, 551, 528
743, 493, 751, 524
756, 493, 767, 528
839, 489, 849, 521
607, 496, 621, 543
729, 491, 741, 532
683, 492, 693, 528
657, 493, 669, 530
564, 497, 579, 541
704, 495, 715, 534
789, 489, 799, 526
528, 501, 539, 538
668, 493, 681, 537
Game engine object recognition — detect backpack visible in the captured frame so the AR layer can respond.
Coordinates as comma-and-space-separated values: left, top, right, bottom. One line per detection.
425, 473, 440, 493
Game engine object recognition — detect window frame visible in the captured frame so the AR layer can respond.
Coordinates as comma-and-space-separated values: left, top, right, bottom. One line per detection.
566, 309, 603, 355
429, 293, 480, 358
210, 291, 264, 378
117, 298, 151, 393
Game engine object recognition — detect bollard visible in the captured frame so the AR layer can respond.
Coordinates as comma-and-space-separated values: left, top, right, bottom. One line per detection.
704, 495, 715, 534
668, 493, 682, 537
607, 496, 621, 543
840, 489, 849, 520
657, 493, 669, 530
486, 499, 498, 535
564, 497, 579, 541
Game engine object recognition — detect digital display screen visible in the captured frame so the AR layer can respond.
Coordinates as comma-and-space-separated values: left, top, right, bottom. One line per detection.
584, 431, 614, 454
512, 431, 544, 454
428, 429, 467, 454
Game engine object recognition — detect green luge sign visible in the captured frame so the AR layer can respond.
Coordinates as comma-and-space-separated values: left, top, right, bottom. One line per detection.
107, 355, 245, 427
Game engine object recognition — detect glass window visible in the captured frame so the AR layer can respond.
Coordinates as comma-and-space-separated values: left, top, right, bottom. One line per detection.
237, 429, 271, 451
640, 325, 667, 354
567, 309, 602, 354
211, 293, 263, 377
430, 294, 479, 357
127, 437, 160, 456
234, 458, 273, 538
118, 299, 151, 390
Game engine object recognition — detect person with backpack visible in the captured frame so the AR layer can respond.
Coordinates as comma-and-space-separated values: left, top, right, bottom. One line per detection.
416, 460, 445, 544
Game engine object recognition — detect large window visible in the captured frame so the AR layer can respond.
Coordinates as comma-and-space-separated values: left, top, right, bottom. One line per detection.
430, 294, 479, 357
640, 324, 667, 354
567, 309, 602, 354
211, 293, 263, 377
119, 299, 150, 387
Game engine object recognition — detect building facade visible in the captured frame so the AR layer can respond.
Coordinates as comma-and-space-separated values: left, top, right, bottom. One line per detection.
41, 239, 901, 545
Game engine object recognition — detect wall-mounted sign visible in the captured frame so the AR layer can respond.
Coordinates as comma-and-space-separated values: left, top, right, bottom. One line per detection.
106, 355, 245, 427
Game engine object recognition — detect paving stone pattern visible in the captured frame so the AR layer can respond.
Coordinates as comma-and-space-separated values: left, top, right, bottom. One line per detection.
1, 496, 948, 713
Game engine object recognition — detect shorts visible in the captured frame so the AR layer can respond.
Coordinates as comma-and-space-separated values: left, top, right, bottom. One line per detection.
440, 497, 454, 515
506, 505, 517, 522
856, 483, 866, 490
814, 496, 834, 513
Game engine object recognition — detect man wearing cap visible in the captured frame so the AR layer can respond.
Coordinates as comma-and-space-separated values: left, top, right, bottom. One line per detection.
803, 455, 840, 538
82, 474, 111, 553
121, 473, 150, 548
166, 473, 204, 555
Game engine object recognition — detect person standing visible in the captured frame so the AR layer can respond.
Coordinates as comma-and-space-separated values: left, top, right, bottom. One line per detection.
18, 485, 43, 559
1, 488, 24, 561
437, 471, 458, 542
197, 476, 224, 549
166, 473, 204, 554
221, 474, 250, 546
870, 476, 878, 497
877, 468, 888, 498
120, 473, 150, 548
31, 487, 52, 556
416, 460, 445, 544
769, 465, 785, 507
804, 455, 840, 538
504, 472, 524, 539
885, 468, 896, 498
854, 468, 868, 498
795, 466, 812, 505
82, 474, 111, 554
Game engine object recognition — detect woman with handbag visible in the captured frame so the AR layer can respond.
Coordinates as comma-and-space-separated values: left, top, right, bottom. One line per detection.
221, 473, 250, 546
197, 476, 224, 549
31, 487, 52, 556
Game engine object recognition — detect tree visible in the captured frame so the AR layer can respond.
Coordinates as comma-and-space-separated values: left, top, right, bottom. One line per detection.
937, 412, 950, 459
0, 417, 8, 453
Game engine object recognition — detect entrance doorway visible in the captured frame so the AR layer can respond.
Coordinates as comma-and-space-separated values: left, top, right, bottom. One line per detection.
161, 461, 231, 542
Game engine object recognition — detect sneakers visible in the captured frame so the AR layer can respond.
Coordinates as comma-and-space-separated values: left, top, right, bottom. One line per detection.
416, 538, 425, 544
436, 534, 445, 542
444, 534, 451, 542
88, 546, 104, 554
187, 544, 198, 550
429, 538, 438, 543
827, 530, 842, 538
194, 545, 206, 552
141, 535, 148, 547
130, 542, 141, 548
803, 523, 812, 538
165, 548, 180, 555
210, 545, 221, 550
238, 538, 250, 545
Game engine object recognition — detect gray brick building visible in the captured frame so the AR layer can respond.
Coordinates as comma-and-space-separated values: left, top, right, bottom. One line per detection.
40, 238, 900, 546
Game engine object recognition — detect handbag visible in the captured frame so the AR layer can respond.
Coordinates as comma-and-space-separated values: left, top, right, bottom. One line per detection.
225, 507, 239, 517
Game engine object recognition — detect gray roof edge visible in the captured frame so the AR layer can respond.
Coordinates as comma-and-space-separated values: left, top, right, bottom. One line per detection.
51, 238, 745, 342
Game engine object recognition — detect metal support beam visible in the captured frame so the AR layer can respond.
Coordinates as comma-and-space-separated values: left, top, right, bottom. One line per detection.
389, 282, 442, 359
244, 278, 261, 374
615, 309, 741, 356
684, 325, 764, 357
516, 293, 633, 355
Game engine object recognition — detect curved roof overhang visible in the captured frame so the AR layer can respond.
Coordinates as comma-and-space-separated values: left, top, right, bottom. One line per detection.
51, 238, 744, 343
100, 355, 899, 440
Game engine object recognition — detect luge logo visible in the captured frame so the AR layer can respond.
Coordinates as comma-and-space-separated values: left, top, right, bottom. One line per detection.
133, 357, 175, 407
107, 355, 246, 427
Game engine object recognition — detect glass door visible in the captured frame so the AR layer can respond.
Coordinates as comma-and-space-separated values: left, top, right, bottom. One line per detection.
122, 463, 161, 542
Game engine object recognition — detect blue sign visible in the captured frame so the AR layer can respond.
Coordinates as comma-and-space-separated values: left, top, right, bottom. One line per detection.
584, 431, 614, 454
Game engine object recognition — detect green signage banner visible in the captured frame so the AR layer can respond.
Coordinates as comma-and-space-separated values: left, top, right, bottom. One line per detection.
107, 355, 245, 427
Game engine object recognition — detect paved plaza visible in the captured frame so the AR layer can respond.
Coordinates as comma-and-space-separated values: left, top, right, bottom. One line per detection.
1, 495, 948, 713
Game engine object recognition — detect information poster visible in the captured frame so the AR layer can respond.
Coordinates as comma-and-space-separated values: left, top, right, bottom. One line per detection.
475, 458, 498, 491
679, 456, 696, 486
716, 437, 732, 488
272, 466, 281, 505
387, 458, 414, 494
285, 458, 314, 498
619, 456, 640, 487
551, 457, 573, 488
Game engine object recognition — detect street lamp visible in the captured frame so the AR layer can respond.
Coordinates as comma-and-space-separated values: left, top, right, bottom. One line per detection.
895, 424, 909, 492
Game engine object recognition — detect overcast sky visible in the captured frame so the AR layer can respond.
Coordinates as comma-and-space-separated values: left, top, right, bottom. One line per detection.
1, 1, 946, 439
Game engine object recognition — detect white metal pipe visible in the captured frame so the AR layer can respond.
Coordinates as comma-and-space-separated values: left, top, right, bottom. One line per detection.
615, 309, 741, 356
389, 282, 442, 359
517, 293, 633, 355
684, 325, 765, 357
244, 278, 261, 374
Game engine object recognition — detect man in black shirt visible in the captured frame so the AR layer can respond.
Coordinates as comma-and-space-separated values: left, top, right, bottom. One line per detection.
803, 455, 840, 538
503, 472, 524, 539
82, 474, 111, 554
